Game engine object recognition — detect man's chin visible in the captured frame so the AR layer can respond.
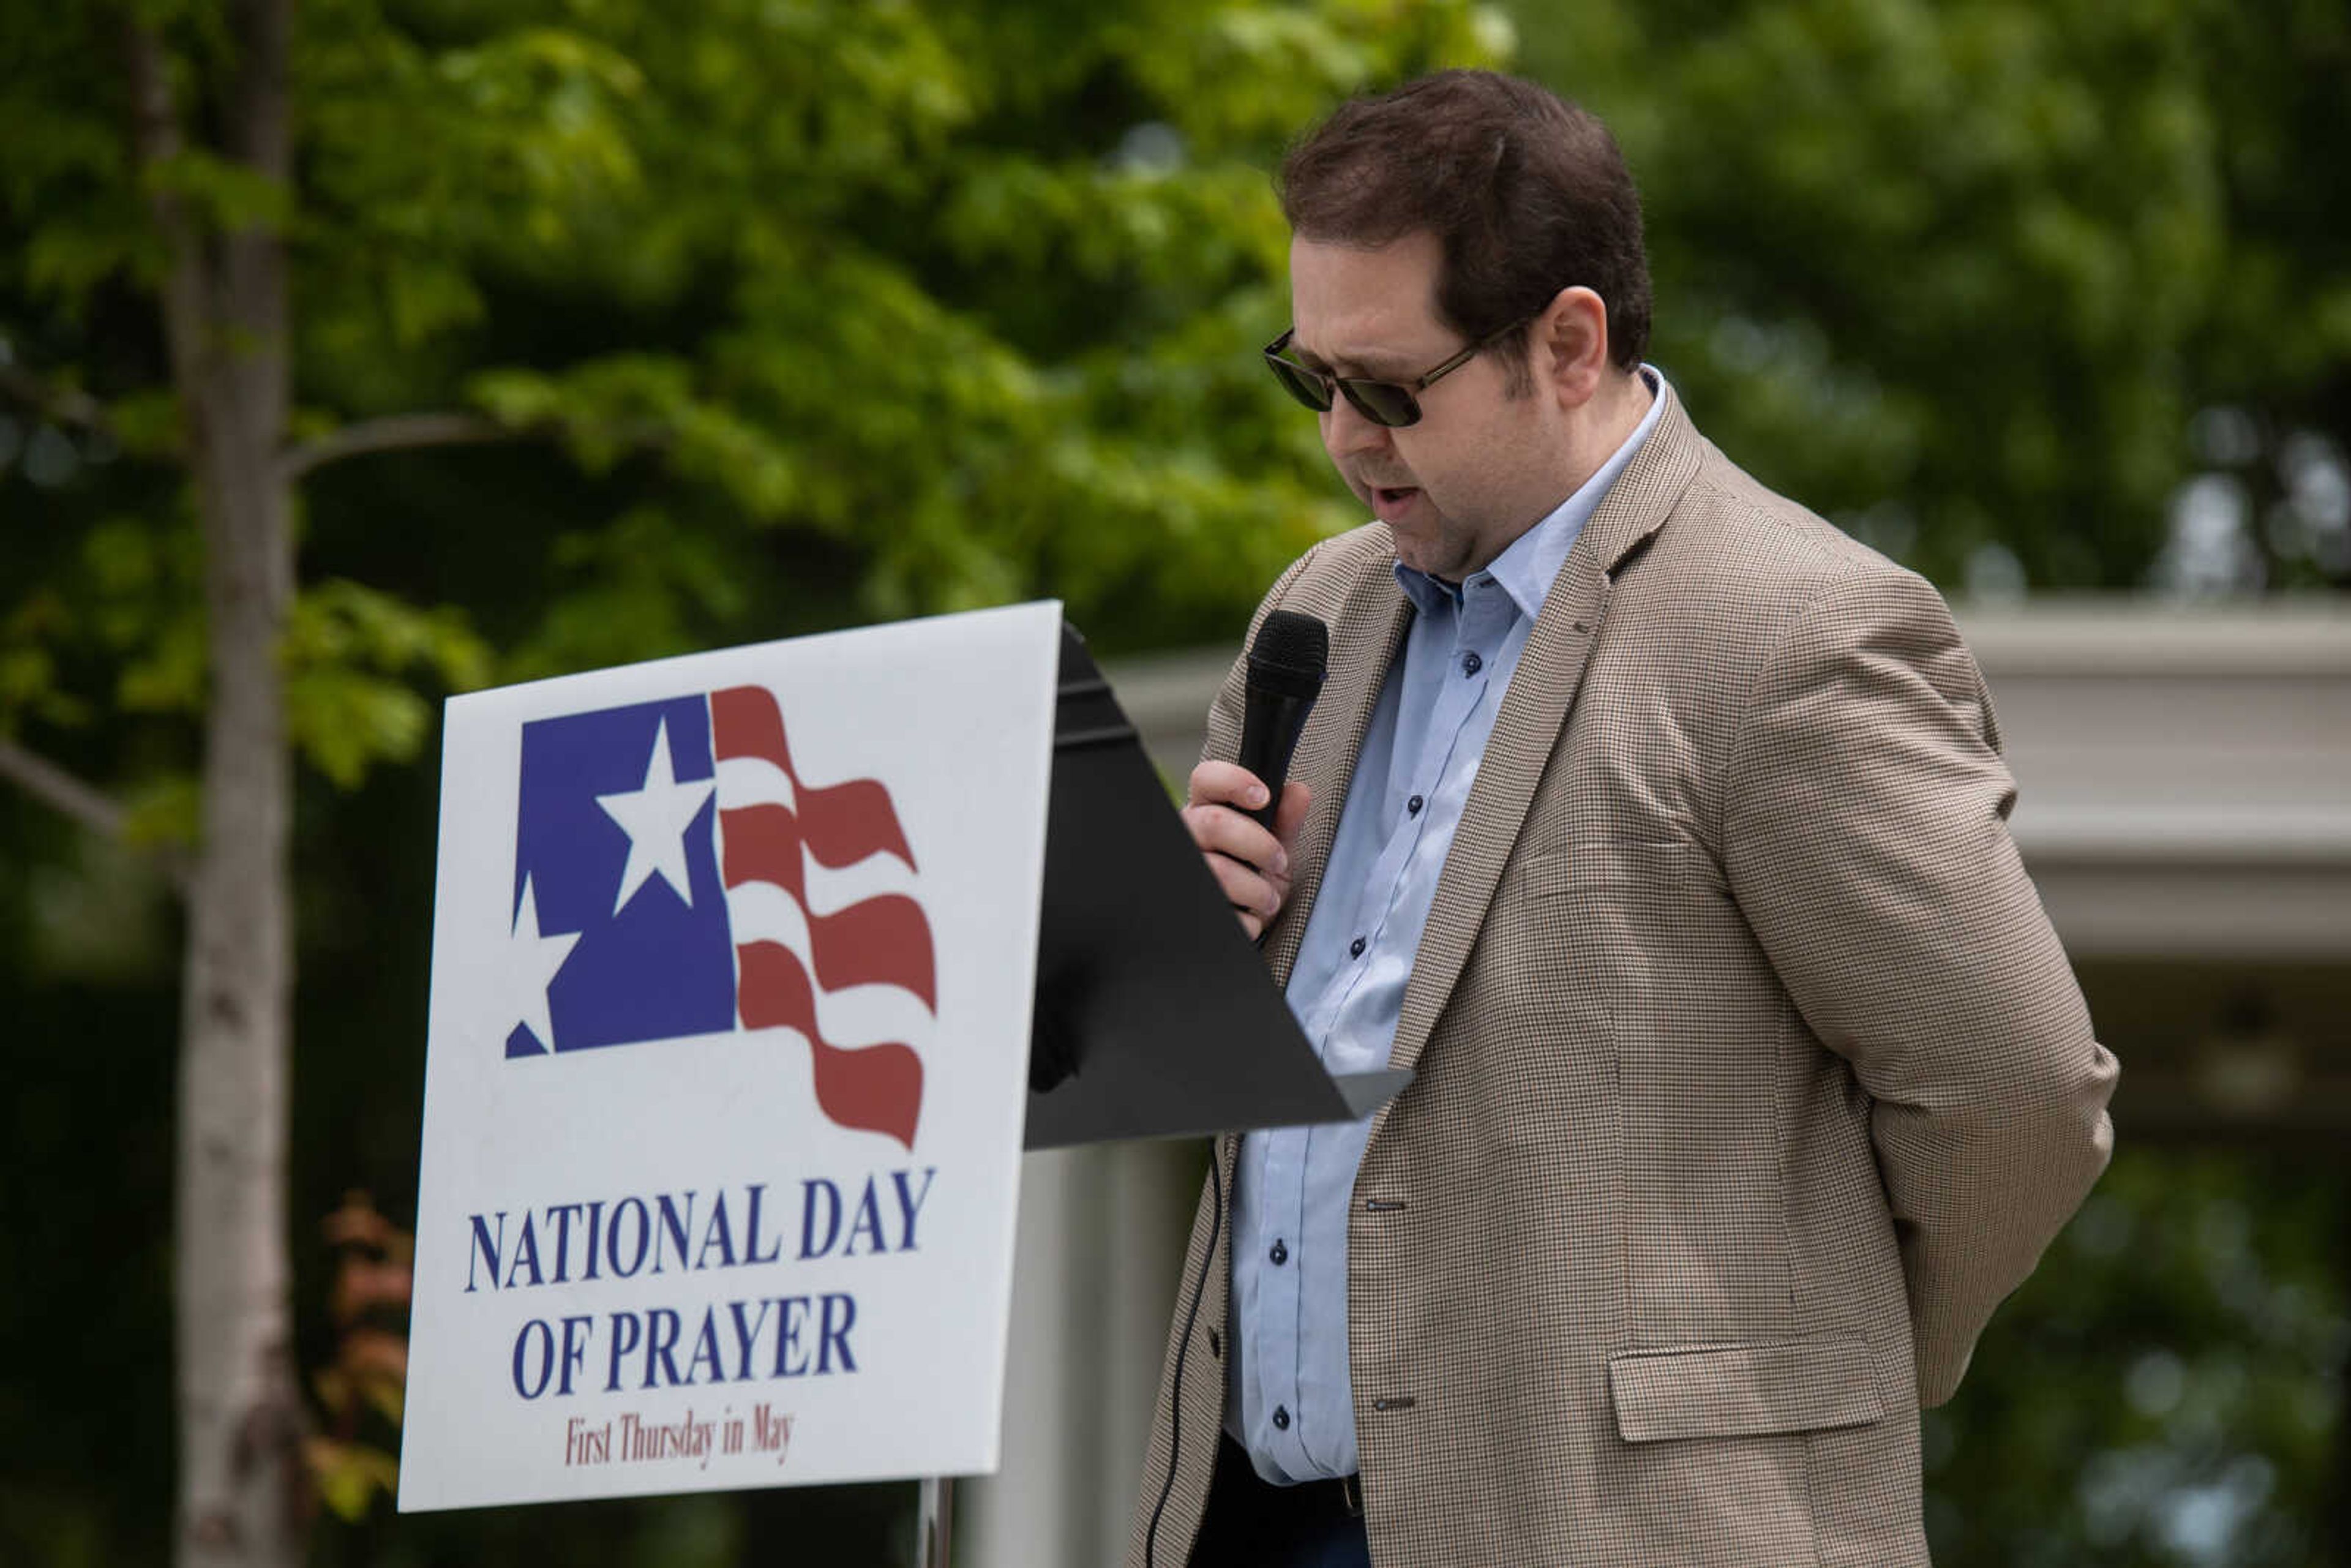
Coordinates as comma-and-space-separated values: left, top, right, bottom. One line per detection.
1386, 527, 1459, 581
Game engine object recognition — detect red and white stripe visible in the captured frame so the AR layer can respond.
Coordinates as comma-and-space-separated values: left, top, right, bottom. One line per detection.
708, 685, 932, 1149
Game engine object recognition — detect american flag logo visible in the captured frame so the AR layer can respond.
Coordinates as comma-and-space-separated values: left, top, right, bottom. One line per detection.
503, 686, 933, 1149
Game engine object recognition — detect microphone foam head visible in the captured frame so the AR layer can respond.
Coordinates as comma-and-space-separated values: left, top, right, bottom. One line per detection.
1248, 609, 1329, 697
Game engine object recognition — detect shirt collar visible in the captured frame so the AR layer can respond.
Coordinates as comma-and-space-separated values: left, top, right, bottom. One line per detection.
1395, 364, 1667, 621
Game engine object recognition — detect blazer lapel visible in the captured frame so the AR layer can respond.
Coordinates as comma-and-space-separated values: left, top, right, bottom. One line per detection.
1385, 384, 1707, 1078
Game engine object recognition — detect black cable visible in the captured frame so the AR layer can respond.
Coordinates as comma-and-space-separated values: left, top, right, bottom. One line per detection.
1144, 1147, 1223, 1568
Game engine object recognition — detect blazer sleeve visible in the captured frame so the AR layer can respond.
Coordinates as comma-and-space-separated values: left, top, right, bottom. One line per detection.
1719, 563, 2118, 1408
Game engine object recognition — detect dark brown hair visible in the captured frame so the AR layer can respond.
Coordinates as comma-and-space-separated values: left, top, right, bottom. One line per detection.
1278, 70, 1652, 383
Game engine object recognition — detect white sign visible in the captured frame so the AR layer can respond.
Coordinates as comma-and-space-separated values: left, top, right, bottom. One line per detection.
399, 602, 1061, 1510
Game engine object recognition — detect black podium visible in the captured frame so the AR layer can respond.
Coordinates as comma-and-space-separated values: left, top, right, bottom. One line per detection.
1021, 624, 1409, 1150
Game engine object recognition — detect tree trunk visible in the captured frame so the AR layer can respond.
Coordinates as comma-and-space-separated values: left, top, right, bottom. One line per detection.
128, 4, 309, 1564
175, 457, 302, 1568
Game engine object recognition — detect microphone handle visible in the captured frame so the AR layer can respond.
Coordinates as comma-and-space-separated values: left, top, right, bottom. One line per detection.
1235, 683, 1318, 831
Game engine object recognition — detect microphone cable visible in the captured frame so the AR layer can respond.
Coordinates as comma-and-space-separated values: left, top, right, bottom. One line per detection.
1142, 1146, 1223, 1568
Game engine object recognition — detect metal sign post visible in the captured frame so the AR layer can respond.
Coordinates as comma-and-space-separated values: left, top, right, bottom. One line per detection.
918, 1476, 954, 1568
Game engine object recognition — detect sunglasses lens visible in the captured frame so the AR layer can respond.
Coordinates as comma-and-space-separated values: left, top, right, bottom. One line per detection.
1343, 381, 1420, 428
1266, 353, 1333, 412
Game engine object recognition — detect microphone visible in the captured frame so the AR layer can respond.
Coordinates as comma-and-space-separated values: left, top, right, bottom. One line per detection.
1237, 610, 1330, 830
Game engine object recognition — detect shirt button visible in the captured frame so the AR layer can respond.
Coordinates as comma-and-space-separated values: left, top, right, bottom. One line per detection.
1272, 1405, 1291, 1431
1348, 936, 1367, 959
1270, 1240, 1289, 1265
1461, 650, 1483, 677
1406, 794, 1424, 816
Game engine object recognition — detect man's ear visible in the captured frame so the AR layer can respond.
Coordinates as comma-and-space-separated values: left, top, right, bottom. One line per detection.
1537, 285, 1611, 409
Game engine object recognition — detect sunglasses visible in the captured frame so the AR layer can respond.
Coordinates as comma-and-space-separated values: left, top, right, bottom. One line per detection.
1262, 318, 1530, 428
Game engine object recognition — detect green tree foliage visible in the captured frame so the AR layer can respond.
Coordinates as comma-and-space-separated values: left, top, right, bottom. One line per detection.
4, 0, 1505, 808
1924, 1147, 2346, 1567
1510, 0, 2351, 593
0, 1, 1505, 1561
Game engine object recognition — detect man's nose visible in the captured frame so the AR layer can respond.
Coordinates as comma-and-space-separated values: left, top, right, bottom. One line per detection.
1322, 397, 1392, 460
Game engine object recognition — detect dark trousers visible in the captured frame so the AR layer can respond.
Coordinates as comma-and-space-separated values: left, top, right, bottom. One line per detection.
1187, 1433, 1371, 1568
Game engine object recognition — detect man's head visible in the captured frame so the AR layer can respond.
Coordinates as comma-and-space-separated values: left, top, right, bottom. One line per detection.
1273, 71, 1654, 578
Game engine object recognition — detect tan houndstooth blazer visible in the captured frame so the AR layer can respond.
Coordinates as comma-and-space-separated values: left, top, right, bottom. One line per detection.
1125, 384, 2118, 1568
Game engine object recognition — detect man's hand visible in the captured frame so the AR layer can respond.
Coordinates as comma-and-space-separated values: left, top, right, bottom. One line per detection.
1181, 762, 1312, 941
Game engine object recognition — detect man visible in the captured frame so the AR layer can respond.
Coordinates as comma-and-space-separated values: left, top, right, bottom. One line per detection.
1124, 71, 2118, 1568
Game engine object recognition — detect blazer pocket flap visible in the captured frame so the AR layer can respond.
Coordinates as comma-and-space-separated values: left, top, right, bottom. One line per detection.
1608, 1337, 1885, 1443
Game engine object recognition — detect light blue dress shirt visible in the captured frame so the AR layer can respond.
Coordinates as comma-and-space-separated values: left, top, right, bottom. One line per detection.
1226, 369, 1665, 1484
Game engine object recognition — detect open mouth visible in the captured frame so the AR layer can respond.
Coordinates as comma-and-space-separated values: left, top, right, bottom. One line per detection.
1372, 486, 1419, 518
